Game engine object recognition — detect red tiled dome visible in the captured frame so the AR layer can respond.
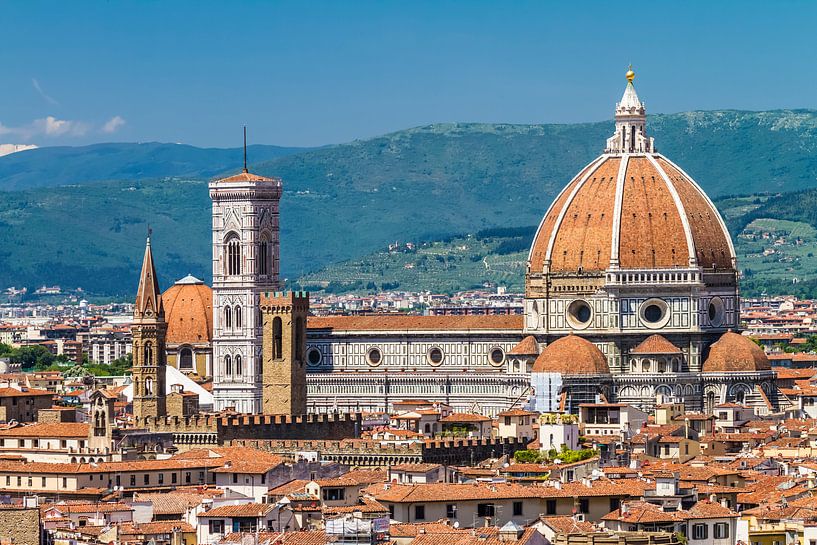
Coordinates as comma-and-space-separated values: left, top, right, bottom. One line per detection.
702, 331, 771, 373
162, 276, 213, 345
631, 334, 681, 355
532, 334, 610, 375
528, 155, 735, 275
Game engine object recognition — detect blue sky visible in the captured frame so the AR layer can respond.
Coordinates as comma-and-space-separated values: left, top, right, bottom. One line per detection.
1, 1, 816, 147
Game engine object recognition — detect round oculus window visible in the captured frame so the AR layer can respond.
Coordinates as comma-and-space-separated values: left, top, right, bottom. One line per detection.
708, 297, 725, 327
427, 347, 444, 366
566, 299, 593, 329
366, 348, 382, 366
639, 298, 670, 329
307, 348, 322, 366
489, 347, 505, 366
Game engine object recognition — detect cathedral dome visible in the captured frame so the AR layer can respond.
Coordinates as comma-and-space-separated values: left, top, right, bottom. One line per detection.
702, 331, 771, 373
161, 275, 213, 345
527, 71, 735, 276
532, 334, 610, 375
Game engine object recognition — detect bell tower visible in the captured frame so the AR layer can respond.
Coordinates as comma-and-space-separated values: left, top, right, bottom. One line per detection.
260, 291, 308, 415
132, 234, 168, 421
210, 132, 282, 414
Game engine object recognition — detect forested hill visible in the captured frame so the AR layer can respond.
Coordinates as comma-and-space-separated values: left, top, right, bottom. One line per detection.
2, 110, 817, 296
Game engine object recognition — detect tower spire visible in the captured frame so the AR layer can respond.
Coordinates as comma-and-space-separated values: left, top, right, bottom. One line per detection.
243, 125, 248, 173
605, 66, 654, 154
134, 233, 164, 320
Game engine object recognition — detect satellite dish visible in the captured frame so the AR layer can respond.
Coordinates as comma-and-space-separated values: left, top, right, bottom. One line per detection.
454, 522, 460, 529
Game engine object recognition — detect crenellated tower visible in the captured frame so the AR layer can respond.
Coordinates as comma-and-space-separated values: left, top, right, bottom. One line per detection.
260, 291, 309, 415
131, 235, 168, 421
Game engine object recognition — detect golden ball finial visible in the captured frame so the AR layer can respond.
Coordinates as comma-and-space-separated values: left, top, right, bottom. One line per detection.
626, 64, 635, 83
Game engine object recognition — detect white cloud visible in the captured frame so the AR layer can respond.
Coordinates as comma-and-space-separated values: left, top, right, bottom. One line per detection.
32, 78, 59, 106
0, 116, 89, 141
102, 115, 126, 134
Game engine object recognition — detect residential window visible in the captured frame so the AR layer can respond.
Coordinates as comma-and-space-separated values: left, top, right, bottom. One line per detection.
415, 505, 426, 520
322, 488, 346, 501
62, 477, 67, 488
692, 523, 708, 540
237, 519, 258, 533
5, 476, 9, 486
505, 417, 511, 425
158, 473, 164, 485
209, 520, 225, 534
199, 471, 205, 483
513, 501, 523, 517
41, 477, 46, 487
261, 473, 266, 484
144, 474, 150, 485
16, 476, 21, 486
610, 498, 620, 512
389, 505, 395, 519
477, 503, 496, 518
446, 504, 457, 519
27, 477, 32, 487
130, 475, 136, 486
546, 499, 557, 515
233, 473, 238, 484
714, 523, 729, 539
185, 472, 191, 484
579, 499, 589, 514
172, 473, 178, 484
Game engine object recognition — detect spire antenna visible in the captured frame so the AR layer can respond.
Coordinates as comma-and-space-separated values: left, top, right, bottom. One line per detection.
242, 125, 248, 173
147, 224, 152, 245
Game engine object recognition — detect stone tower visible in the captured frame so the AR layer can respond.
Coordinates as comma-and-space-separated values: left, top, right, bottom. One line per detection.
132, 235, 167, 421
210, 163, 282, 414
260, 291, 308, 415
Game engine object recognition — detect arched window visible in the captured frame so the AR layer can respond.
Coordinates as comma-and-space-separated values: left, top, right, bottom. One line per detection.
272, 317, 283, 359
145, 377, 154, 395
234, 305, 242, 329
224, 306, 232, 329
259, 239, 269, 276
235, 355, 242, 376
179, 347, 193, 370
225, 355, 232, 377
225, 234, 241, 276
144, 343, 152, 365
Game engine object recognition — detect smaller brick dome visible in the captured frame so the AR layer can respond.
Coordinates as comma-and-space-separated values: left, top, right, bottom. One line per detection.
631, 334, 681, 355
702, 331, 771, 373
532, 334, 610, 375
162, 275, 213, 345
509, 336, 540, 356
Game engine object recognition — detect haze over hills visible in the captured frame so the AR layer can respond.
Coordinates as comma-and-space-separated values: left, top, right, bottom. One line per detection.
1, 109, 817, 297
0, 142, 308, 191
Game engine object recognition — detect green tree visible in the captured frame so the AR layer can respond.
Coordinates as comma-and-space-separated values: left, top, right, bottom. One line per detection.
11, 345, 55, 371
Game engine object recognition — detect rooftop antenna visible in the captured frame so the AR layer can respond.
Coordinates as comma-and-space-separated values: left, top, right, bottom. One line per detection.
147, 224, 152, 244
243, 125, 248, 173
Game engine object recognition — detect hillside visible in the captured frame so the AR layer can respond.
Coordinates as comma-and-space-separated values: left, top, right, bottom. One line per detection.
0, 142, 306, 191
2, 110, 817, 296
297, 192, 817, 298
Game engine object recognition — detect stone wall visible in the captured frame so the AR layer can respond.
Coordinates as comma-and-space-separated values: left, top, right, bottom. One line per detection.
0, 506, 40, 545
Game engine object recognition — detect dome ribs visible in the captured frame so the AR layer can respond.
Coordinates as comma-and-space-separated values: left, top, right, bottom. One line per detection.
656, 157, 734, 270
619, 157, 688, 269
550, 157, 620, 273
528, 159, 602, 273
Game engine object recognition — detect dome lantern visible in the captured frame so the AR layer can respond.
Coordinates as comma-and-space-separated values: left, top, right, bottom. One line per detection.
605, 65, 654, 154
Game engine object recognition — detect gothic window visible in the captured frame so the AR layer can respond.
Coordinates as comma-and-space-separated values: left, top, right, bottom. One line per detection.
225, 355, 232, 376
145, 377, 154, 395
180, 348, 193, 370
234, 305, 242, 329
272, 317, 283, 359
144, 343, 152, 365
259, 239, 269, 276
235, 355, 243, 376
225, 234, 241, 276
224, 306, 232, 329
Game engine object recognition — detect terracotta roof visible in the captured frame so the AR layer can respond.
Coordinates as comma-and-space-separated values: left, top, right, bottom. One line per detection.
307, 315, 522, 332
215, 171, 281, 184
532, 334, 610, 375
703, 332, 771, 373
496, 409, 537, 417
133, 492, 208, 515
199, 502, 274, 518
220, 531, 333, 545
389, 522, 464, 537
440, 413, 492, 423
538, 516, 595, 534
0, 423, 89, 438
118, 521, 196, 535
0, 387, 53, 397
631, 334, 681, 355
42, 502, 133, 514
162, 280, 213, 344
411, 527, 540, 545
390, 463, 443, 473
508, 336, 539, 355
528, 155, 734, 274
